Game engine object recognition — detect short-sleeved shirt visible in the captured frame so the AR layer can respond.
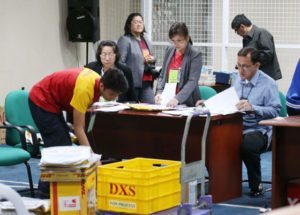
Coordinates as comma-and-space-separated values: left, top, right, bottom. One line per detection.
29, 68, 101, 114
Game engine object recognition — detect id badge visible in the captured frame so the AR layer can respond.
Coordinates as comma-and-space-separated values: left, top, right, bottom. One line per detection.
168, 69, 179, 83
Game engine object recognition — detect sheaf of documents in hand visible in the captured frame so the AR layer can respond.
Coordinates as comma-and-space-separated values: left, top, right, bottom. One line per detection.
161, 83, 177, 106
40, 146, 101, 168
204, 86, 239, 115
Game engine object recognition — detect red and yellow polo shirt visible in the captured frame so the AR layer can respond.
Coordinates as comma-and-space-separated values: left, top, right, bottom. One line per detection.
29, 68, 101, 114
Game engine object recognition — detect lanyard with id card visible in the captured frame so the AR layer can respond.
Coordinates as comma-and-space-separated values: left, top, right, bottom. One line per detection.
168, 68, 181, 84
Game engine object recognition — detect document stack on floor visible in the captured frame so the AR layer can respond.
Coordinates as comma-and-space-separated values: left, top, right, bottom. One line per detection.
39, 146, 101, 215
0, 196, 50, 214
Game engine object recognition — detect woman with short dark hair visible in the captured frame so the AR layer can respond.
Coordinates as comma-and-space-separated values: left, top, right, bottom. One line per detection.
86, 40, 137, 103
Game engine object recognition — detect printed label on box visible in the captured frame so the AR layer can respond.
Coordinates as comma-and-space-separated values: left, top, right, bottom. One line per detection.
109, 199, 136, 210
88, 188, 96, 208
59, 196, 80, 211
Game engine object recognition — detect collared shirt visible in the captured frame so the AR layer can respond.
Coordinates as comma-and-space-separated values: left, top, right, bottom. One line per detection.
233, 70, 281, 147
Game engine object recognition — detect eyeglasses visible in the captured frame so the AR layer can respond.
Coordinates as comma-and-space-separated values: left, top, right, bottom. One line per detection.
100, 53, 116, 58
236, 64, 255, 71
131, 20, 143, 25
234, 25, 241, 33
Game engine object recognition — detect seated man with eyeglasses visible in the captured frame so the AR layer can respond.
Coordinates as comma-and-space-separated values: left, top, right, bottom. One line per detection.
234, 47, 281, 197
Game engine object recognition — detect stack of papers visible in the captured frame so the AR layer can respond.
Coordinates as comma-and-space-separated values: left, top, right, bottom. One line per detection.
0, 197, 50, 214
128, 103, 174, 111
162, 107, 196, 116
40, 146, 101, 168
91, 101, 129, 112
162, 107, 210, 116
39, 146, 101, 182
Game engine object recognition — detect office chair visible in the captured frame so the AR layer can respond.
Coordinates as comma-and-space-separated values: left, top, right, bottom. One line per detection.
4, 89, 41, 157
199, 86, 217, 100
279, 91, 288, 117
0, 125, 35, 197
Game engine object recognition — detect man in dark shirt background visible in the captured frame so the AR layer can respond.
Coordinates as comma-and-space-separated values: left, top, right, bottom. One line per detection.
231, 14, 282, 80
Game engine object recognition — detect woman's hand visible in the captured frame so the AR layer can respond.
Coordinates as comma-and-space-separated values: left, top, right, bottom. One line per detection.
167, 98, 179, 108
195, 100, 205, 107
155, 94, 162, 104
145, 55, 155, 63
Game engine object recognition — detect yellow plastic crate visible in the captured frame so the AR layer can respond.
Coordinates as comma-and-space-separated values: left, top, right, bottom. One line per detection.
97, 157, 181, 214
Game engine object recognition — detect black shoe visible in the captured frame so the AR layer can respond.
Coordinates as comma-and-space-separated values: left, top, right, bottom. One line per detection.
250, 183, 265, 197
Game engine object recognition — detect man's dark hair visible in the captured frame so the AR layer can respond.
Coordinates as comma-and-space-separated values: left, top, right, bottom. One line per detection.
95, 40, 120, 65
237, 47, 262, 64
168, 22, 193, 45
231, 14, 252, 30
101, 68, 128, 93
124, 13, 146, 36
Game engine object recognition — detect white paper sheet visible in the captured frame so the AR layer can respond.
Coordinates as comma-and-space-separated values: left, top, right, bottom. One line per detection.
161, 83, 177, 106
40, 146, 101, 167
93, 104, 130, 112
204, 87, 239, 115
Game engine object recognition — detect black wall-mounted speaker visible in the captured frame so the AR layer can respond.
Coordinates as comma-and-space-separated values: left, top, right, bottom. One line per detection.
66, 0, 100, 42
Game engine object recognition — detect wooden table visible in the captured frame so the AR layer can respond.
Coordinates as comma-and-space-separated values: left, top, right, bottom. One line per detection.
260, 116, 300, 208
87, 110, 243, 203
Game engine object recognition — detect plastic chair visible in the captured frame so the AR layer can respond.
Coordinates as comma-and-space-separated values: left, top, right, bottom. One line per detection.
199, 86, 217, 100
0, 183, 30, 215
279, 91, 288, 117
0, 125, 34, 197
4, 89, 40, 157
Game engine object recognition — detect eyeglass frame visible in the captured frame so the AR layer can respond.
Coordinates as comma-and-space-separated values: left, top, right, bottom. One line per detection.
100, 53, 116, 58
235, 63, 256, 71
131, 20, 144, 25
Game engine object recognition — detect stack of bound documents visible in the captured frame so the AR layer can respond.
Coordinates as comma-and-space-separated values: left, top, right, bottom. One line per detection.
40, 146, 101, 182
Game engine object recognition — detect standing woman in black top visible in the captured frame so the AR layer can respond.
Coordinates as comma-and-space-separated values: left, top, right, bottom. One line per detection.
86, 40, 137, 103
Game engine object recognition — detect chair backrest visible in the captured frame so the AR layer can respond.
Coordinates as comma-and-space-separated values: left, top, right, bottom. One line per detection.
279, 91, 288, 117
4, 90, 39, 146
199, 86, 217, 100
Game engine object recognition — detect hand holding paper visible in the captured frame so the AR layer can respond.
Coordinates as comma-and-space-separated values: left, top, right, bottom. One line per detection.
160, 83, 177, 106
204, 87, 239, 115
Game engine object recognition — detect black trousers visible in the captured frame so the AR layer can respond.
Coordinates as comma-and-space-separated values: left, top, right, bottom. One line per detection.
29, 99, 72, 198
241, 131, 268, 191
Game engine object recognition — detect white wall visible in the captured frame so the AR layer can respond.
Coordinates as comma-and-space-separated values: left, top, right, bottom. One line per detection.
0, 0, 86, 105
